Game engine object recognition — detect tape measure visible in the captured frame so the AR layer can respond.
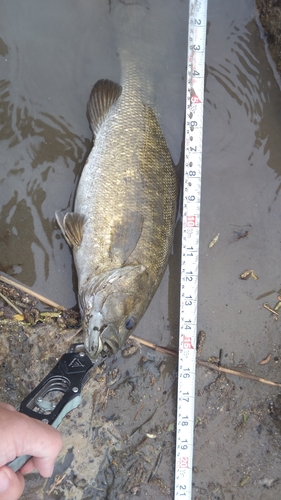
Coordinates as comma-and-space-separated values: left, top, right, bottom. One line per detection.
174, 0, 208, 498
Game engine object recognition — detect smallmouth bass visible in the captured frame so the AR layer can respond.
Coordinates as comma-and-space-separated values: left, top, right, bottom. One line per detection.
56, 68, 178, 358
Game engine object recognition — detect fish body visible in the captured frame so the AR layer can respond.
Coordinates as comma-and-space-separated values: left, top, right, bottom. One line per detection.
56, 67, 178, 358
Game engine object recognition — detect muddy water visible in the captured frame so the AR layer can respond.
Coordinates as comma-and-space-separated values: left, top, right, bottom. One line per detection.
1, 0, 281, 498
0, 0, 187, 309
195, 1, 281, 499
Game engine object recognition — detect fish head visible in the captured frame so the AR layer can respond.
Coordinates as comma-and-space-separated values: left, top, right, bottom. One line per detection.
79, 265, 151, 358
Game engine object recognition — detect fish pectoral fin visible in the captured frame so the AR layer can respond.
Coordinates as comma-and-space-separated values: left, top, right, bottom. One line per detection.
109, 213, 144, 264
55, 211, 85, 248
87, 79, 122, 136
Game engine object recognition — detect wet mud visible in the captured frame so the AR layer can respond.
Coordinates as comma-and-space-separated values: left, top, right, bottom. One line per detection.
0, 281, 178, 499
256, 0, 281, 74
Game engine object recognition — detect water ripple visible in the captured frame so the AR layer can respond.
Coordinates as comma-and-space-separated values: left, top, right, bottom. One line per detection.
0, 78, 89, 295
206, 22, 266, 125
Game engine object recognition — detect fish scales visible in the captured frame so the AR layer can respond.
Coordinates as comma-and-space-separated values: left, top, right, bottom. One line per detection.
56, 65, 178, 358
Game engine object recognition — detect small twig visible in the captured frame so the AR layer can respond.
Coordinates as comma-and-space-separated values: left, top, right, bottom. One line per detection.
134, 401, 145, 421
130, 334, 281, 389
197, 360, 281, 388
59, 328, 82, 343
0, 274, 66, 310
46, 473, 67, 495
148, 450, 163, 482
129, 334, 177, 357
263, 302, 278, 317
0, 291, 23, 315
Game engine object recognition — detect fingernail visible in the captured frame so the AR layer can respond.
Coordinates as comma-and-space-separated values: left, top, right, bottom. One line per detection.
0, 470, 9, 492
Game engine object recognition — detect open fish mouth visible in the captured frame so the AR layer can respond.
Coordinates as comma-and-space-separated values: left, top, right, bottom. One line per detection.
100, 324, 121, 353
84, 318, 120, 358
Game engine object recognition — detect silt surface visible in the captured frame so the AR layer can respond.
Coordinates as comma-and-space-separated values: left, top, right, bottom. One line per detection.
1, 0, 281, 499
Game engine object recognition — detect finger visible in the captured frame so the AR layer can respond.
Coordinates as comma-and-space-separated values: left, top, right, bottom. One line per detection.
19, 458, 36, 476
29, 425, 62, 477
1, 414, 62, 476
0, 467, 24, 500
0, 402, 17, 412
17, 421, 62, 477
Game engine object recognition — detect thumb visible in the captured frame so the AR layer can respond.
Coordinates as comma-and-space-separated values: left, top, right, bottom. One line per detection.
0, 466, 24, 500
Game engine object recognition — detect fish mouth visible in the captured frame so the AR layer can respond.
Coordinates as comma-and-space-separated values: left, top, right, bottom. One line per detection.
84, 315, 120, 358
84, 327, 103, 358
101, 324, 120, 353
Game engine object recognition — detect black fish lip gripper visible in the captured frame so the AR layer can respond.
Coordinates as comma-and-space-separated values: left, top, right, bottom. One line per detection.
7, 343, 107, 472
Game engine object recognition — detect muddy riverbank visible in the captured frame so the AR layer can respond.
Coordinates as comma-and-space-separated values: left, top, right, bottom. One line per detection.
256, 0, 281, 75
0, 278, 178, 499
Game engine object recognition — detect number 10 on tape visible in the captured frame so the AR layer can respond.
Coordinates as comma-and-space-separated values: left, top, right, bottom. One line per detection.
174, 0, 208, 498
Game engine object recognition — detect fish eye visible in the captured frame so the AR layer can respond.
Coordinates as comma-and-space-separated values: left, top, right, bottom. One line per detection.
125, 317, 135, 330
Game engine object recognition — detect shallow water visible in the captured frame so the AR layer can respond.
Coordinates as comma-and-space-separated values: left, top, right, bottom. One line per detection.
1, 0, 281, 498
195, 1, 281, 498
0, 0, 187, 310
199, 1, 281, 361
0, 1, 186, 498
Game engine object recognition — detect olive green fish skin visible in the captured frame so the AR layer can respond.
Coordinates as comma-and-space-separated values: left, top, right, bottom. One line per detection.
56, 69, 178, 358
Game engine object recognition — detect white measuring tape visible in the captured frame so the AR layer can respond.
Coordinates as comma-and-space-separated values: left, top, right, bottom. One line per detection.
174, 0, 208, 498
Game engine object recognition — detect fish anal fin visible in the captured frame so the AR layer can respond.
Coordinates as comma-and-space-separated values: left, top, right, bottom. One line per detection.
55, 211, 85, 248
87, 79, 122, 136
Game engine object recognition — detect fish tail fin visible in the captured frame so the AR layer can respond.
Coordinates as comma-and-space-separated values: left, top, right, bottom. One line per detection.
109, 1, 157, 103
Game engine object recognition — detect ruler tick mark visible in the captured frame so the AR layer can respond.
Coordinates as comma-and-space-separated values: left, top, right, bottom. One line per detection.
174, 0, 208, 499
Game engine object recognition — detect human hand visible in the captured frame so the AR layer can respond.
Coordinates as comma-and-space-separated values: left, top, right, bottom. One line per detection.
0, 402, 62, 500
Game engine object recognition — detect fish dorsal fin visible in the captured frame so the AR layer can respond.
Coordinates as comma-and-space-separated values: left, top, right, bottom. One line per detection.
87, 79, 122, 135
55, 211, 85, 248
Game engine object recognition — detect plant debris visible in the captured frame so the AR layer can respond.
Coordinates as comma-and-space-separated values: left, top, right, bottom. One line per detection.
240, 269, 258, 280
208, 232, 220, 248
